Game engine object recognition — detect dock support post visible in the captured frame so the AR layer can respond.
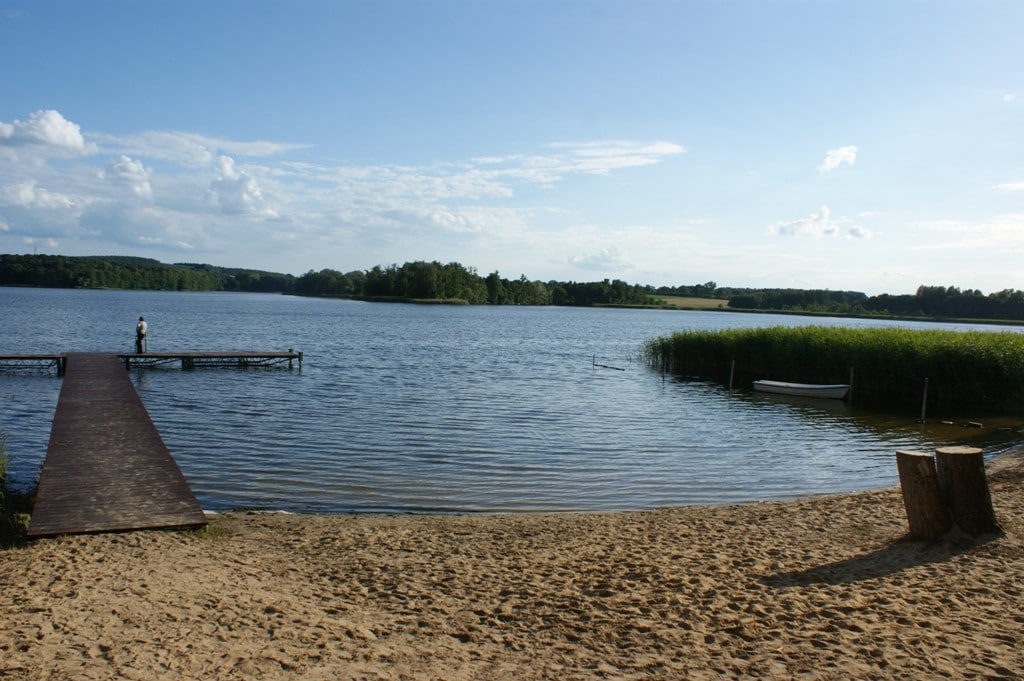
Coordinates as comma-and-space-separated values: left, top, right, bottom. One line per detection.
919, 377, 929, 422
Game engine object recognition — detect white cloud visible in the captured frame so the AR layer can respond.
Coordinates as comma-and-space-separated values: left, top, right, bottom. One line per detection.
996, 181, 1024, 192
102, 155, 152, 200
548, 140, 686, 175
1004, 93, 1017, 103
768, 205, 871, 239
459, 140, 684, 188
91, 130, 307, 167
817, 145, 857, 173
208, 155, 278, 217
567, 246, 632, 272
769, 205, 838, 237
0, 109, 94, 152
0, 110, 692, 275
2, 181, 79, 210
428, 210, 480, 233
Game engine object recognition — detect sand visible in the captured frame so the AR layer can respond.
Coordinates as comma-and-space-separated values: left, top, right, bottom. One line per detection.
2, 453, 1022, 680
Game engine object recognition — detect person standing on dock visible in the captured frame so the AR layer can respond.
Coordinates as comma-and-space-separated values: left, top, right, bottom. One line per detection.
135, 316, 147, 353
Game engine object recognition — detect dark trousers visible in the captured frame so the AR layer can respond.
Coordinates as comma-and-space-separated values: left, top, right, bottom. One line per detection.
136, 335, 145, 353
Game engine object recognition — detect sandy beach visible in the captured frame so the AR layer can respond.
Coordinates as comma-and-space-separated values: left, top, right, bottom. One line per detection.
2, 453, 1022, 680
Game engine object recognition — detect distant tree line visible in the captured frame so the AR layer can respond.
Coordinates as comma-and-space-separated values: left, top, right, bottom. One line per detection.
0, 254, 296, 292
5, 254, 1024, 320
295, 261, 655, 306
725, 288, 869, 314
712, 284, 1024, 320
862, 286, 1024, 321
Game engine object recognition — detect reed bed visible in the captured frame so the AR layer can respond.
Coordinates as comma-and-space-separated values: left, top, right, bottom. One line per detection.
642, 326, 1024, 413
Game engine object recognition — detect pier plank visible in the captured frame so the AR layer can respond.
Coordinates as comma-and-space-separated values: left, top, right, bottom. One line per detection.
27, 353, 206, 537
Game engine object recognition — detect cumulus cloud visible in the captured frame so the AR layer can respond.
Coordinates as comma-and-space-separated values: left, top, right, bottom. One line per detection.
767, 206, 872, 239
0, 113, 689, 271
817, 145, 857, 173
2, 181, 78, 210
0, 109, 93, 152
102, 155, 152, 200
769, 206, 838, 237
208, 155, 277, 217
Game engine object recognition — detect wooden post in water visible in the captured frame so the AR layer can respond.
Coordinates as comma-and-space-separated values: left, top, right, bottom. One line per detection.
729, 359, 735, 390
919, 377, 929, 422
935, 446, 1003, 537
896, 450, 951, 540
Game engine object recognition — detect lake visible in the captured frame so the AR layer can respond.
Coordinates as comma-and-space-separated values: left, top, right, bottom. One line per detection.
2, 286, 1022, 513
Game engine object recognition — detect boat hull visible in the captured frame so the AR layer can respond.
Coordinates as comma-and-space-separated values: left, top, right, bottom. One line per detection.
752, 380, 850, 400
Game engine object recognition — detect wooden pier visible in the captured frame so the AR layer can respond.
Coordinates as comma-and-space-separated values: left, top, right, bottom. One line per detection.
121, 350, 302, 370
0, 354, 67, 374
0, 350, 302, 374
27, 353, 208, 537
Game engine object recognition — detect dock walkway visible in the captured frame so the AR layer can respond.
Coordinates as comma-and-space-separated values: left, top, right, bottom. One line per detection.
27, 353, 207, 537
0, 350, 301, 374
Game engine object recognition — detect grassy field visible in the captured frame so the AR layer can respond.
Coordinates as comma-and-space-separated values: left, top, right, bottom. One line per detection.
650, 295, 729, 310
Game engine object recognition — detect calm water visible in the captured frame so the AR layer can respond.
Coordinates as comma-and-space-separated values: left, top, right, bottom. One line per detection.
2, 287, 1022, 513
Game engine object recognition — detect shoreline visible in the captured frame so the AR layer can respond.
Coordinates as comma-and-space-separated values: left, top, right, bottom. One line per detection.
2, 452, 1022, 680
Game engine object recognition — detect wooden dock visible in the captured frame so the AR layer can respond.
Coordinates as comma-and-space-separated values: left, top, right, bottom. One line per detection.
121, 350, 302, 370
0, 350, 301, 373
0, 353, 66, 374
27, 353, 207, 537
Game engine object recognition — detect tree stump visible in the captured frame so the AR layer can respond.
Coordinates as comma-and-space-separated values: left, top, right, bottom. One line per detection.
896, 450, 951, 540
935, 446, 1003, 537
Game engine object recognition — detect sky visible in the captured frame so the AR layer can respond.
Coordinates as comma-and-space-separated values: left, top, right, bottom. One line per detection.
1, 1, 1022, 295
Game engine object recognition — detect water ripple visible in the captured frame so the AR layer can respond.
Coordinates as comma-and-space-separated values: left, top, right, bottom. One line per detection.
3, 288, 1023, 511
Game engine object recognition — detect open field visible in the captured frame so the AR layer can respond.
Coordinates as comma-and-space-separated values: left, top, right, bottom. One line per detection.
650, 295, 729, 310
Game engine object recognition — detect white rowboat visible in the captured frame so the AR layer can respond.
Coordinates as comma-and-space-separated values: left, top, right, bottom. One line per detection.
752, 380, 850, 400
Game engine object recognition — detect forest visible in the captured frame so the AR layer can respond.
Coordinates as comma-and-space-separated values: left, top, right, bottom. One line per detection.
0, 254, 295, 293
3, 254, 1024, 321
294, 262, 655, 307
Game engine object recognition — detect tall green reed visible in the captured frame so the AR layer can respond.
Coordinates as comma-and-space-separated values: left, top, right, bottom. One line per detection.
642, 326, 1024, 412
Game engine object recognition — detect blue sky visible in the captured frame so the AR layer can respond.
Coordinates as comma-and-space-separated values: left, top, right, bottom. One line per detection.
1, 1, 1022, 295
